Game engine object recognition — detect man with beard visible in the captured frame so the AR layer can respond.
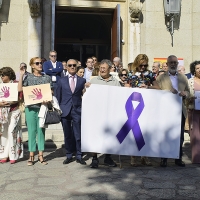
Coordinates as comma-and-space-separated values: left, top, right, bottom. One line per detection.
156, 55, 190, 167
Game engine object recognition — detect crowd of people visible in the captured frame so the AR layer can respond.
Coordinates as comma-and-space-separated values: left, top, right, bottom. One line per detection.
0, 50, 199, 169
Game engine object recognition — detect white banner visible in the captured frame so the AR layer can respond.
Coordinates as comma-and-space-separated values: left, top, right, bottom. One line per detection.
81, 85, 182, 159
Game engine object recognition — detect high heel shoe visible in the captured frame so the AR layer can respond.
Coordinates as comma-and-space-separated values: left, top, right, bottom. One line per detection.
38, 155, 48, 165
27, 156, 34, 166
0, 158, 9, 163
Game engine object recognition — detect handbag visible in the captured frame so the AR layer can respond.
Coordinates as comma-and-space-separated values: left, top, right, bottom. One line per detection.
45, 105, 61, 125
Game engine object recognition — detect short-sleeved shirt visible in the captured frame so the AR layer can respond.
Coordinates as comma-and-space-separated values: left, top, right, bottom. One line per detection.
90, 75, 121, 87
128, 70, 156, 88
23, 73, 52, 108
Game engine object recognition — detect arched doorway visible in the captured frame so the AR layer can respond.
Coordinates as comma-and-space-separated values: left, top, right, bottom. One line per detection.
55, 9, 112, 65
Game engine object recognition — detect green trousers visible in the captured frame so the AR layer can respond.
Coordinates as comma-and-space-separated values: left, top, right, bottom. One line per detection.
25, 107, 45, 152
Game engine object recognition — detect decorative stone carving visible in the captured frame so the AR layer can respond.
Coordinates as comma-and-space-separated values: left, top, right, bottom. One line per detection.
129, 0, 143, 23
0, 0, 3, 9
28, 0, 41, 18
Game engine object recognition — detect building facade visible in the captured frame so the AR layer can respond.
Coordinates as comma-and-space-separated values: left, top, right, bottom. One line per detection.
0, 0, 199, 72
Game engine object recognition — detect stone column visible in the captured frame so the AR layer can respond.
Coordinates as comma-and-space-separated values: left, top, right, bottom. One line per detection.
28, 16, 42, 60
27, 0, 42, 67
128, 0, 143, 62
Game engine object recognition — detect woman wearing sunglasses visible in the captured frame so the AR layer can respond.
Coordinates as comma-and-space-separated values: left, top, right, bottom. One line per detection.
118, 69, 129, 87
0, 67, 23, 164
128, 54, 160, 166
18, 57, 52, 166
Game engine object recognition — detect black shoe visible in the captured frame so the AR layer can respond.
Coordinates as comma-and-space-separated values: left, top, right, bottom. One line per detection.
76, 158, 86, 165
63, 158, 73, 165
104, 156, 117, 167
90, 158, 99, 168
160, 159, 167, 167
175, 159, 185, 167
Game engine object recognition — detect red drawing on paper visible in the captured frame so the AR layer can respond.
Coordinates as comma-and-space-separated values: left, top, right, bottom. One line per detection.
32, 88, 43, 100
0, 86, 10, 98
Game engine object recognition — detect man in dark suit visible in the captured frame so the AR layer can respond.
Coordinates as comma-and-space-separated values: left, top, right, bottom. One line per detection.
43, 50, 63, 92
61, 61, 69, 78
56, 59, 86, 165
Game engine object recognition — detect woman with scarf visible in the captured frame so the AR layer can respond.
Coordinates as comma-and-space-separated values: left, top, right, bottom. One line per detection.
0, 67, 23, 164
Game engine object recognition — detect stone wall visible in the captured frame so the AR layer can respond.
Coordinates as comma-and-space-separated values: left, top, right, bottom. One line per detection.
0, 0, 199, 72
140, 0, 198, 72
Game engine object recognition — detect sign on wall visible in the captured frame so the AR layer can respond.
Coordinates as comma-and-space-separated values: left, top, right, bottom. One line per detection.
81, 85, 182, 159
154, 58, 184, 67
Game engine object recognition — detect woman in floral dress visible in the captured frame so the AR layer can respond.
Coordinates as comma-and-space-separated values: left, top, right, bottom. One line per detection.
0, 67, 23, 164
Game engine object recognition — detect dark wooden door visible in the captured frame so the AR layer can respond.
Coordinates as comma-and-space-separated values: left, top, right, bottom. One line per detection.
111, 4, 121, 60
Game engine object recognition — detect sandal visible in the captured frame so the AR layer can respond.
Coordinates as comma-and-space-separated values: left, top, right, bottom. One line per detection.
27, 156, 34, 166
38, 155, 48, 165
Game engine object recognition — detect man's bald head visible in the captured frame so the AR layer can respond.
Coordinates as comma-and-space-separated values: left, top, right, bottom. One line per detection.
113, 57, 121, 68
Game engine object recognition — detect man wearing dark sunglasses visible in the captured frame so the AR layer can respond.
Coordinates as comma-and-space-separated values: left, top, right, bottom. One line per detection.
43, 50, 63, 92
56, 59, 86, 166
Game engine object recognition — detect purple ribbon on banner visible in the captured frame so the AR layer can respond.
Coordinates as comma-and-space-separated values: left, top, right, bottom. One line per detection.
116, 92, 145, 151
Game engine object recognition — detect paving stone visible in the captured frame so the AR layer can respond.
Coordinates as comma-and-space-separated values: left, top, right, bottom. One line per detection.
5, 179, 36, 190
10, 172, 38, 181
67, 195, 91, 200
143, 181, 176, 189
179, 185, 196, 190
37, 177, 67, 186
177, 178, 197, 185
136, 194, 151, 199
145, 189, 176, 199
32, 186, 70, 196
142, 170, 183, 180
178, 190, 200, 198
0, 192, 37, 200
37, 169, 67, 177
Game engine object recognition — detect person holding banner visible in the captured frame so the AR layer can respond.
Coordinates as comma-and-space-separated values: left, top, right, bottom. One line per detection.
187, 60, 200, 163
56, 59, 86, 165
128, 54, 160, 166
18, 57, 52, 166
0, 67, 23, 164
85, 59, 121, 168
156, 55, 190, 167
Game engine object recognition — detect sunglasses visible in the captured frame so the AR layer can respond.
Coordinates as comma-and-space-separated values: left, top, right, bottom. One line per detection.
21, 65, 26, 68
120, 74, 127, 77
34, 62, 42, 65
139, 64, 148, 67
50, 55, 57, 57
68, 64, 77, 67
0, 74, 5, 77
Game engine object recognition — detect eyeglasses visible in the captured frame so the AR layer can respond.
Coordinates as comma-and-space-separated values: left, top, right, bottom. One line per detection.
120, 74, 127, 77
34, 62, 42, 65
139, 64, 148, 67
0, 74, 5, 77
68, 64, 77, 67
21, 65, 26, 68
50, 55, 57, 57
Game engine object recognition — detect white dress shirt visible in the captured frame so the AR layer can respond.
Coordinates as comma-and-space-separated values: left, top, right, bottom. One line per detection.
63, 70, 69, 76
169, 72, 178, 91
68, 74, 77, 88
84, 68, 93, 82
51, 61, 57, 82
